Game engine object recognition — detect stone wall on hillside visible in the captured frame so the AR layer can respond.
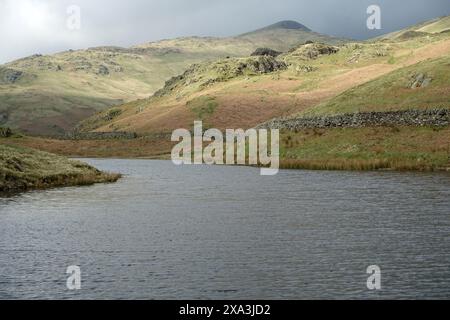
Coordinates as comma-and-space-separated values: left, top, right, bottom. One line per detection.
257, 109, 450, 130
66, 131, 137, 140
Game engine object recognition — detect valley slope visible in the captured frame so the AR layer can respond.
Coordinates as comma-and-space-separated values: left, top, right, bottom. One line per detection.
68, 16, 450, 171
80, 17, 450, 135
0, 21, 344, 136
2, 16, 450, 171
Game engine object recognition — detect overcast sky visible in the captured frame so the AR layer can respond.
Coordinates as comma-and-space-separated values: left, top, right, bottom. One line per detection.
1, 0, 449, 64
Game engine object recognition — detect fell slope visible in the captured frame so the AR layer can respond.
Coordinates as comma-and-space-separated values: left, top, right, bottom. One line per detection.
378, 15, 450, 40
6, 16, 450, 172
79, 27, 450, 135
0, 21, 344, 136
302, 54, 450, 117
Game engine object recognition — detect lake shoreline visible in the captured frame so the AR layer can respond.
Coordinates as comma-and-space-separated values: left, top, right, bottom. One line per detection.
74, 157, 450, 174
2, 124, 450, 173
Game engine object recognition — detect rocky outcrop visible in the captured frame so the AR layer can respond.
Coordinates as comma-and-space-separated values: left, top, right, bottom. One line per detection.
102, 108, 122, 121
0, 127, 12, 138
0, 68, 24, 84
242, 56, 287, 73
288, 43, 340, 60
97, 65, 110, 76
257, 109, 450, 130
251, 48, 282, 57
408, 73, 432, 88
154, 56, 287, 97
0, 112, 8, 125
295, 65, 318, 73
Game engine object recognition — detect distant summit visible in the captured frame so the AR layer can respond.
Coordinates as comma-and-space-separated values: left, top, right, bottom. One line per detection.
263, 20, 311, 31
246, 20, 312, 34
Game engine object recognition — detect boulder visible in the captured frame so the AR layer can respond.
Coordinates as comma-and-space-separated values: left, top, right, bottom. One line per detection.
408, 73, 433, 89
296, 65, 318, 73
0, 113, 7, 124
0, 68, 24, 84
290, 43, 340, 60
0, 127, 12, 138
97, 65, 110, 76
251, 48, 282, 57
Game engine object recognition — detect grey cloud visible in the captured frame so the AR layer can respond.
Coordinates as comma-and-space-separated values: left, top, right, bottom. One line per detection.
0, 0, 449, 63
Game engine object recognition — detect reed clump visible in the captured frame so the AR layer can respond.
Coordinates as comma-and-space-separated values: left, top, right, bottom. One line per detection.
280, 158, 437, 171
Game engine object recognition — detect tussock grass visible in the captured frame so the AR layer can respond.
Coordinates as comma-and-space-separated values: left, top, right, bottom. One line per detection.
280, 158, 436, 171
279, 126, 450, 172
0, 144, 120, 192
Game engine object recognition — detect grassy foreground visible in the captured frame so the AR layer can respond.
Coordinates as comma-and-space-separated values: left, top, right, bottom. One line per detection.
0, 144, 120, 193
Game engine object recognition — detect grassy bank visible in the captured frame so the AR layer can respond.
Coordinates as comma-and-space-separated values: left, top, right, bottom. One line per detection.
1, 125, 450, 172
0, 144, 121, 193
279, 126, 450, 171
0, 136, 174, 159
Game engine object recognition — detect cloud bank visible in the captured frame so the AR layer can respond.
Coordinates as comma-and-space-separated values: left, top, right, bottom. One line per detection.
1, 0, 449, 63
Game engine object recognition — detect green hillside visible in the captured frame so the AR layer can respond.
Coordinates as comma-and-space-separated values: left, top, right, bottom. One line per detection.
416, 15, 450, 33
302, 55, 450, 116
378, 15, 450, 40
77, 23, 450, 136
0, 21, 344, 136
3, 16, 450, 172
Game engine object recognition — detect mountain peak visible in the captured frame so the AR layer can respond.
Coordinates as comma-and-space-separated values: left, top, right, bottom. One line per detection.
261, 20, 311, 32
241, 20, 312, 36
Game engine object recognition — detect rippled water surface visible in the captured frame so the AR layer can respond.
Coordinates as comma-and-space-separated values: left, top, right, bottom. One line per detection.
1, 159, 449, 299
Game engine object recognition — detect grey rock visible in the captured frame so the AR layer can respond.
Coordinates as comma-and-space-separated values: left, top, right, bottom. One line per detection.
0, 113, 7, 125
154, 56, 286, 98
1, 68, 24, 84
97, 65, 110, 76
0, 127, 13, 138
421, 78, 432, 87
290, 43, 340, 60
409, 73, 432, 88
251, 48, 282, 57
296, 65, 318, 73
